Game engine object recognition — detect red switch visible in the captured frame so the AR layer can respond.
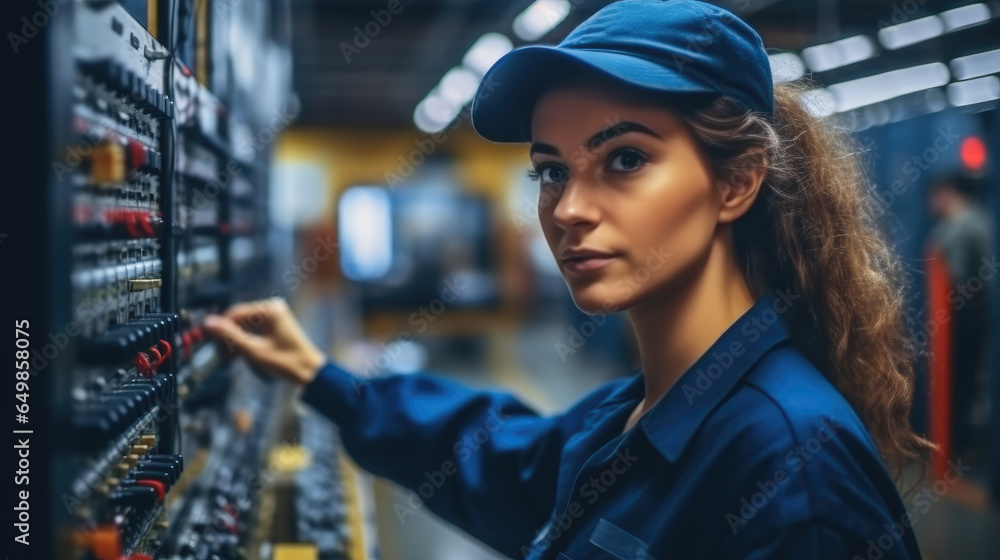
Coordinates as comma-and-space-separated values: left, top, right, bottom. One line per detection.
134, 479, 165, 502
126, 138, 148, 173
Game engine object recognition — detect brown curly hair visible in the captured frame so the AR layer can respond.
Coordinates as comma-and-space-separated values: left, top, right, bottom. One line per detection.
677, 78, 936, 484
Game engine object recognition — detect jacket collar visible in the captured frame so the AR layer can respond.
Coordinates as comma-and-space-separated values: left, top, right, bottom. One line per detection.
592, 288, 794, 463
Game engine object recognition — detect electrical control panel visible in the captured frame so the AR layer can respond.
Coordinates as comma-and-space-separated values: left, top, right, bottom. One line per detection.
0, 1, 348, 559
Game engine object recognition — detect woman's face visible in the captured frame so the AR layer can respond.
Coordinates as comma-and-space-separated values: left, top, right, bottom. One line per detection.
529, 83, 724, 314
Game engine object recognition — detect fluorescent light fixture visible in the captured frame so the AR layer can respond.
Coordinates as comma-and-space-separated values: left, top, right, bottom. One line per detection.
438, 66, 480, 106
800, 88, 836, 117
947, 75, 1000, 106
950, 48, 1000, 80
827, 62, 950, 112
413, 92, 462, 133
877, 15, 944, 50
412, 67, 478, 132
338, 187, 393, 281
413, 33, 513, 132
513, 0, 572, 41
801, 35, 875, 72
940, 3, 991, 31
769, 52, 805, 82
462, 32, 514, 76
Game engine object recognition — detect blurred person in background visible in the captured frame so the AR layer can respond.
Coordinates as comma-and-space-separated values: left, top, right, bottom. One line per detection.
927, 174, 993, 460
204, 1, 933, 558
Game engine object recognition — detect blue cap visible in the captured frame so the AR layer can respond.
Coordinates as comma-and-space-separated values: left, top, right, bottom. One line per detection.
471, 0, 774, 143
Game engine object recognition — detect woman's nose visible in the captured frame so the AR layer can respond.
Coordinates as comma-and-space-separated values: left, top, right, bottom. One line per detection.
549, 179, 601, 232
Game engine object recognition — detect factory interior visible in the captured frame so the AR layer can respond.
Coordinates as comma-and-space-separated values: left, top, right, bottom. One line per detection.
2, 0, 1000, 558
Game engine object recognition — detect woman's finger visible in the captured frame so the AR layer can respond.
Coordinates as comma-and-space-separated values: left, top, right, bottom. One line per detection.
203, 314, 269, 358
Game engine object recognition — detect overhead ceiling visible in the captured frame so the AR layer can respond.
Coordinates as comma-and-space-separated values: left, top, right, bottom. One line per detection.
289, 0, 998, 127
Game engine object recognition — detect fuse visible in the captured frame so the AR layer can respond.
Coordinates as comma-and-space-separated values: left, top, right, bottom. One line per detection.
90, 139, 125, 187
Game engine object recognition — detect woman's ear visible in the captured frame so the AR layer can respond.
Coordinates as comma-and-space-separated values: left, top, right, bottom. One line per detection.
717, 149, 768, 224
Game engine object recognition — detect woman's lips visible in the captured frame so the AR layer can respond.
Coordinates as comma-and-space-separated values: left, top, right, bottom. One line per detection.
562, 255, 618, 272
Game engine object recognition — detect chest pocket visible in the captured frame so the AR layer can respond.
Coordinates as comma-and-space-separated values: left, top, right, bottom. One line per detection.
558, 518, 657, 560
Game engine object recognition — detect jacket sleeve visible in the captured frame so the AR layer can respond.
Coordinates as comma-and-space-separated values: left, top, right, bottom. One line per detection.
733, 520, 917, 560
299, 360, 623, 559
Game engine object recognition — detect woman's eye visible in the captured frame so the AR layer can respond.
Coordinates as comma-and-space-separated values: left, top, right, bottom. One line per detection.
528, 165, 568, 186
608, 149, 647, 172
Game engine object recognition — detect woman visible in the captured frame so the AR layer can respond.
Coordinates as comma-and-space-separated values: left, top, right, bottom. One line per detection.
203, 1, 933, 558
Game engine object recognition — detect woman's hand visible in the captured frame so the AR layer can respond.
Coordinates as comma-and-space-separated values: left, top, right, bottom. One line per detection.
202, 297, 326, 386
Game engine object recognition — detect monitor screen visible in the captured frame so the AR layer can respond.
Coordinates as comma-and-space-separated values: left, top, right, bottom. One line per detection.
338, 186, 499, 310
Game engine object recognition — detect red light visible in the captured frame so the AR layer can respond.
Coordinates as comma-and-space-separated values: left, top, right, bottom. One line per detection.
960, 136, 987, 171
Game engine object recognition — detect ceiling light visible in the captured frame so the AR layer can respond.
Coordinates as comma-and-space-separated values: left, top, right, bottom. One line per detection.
438, 66, 480, 106
513, 0, 572, 41
939, 3, 991, 31
769, 52, 805, 82
462, 33, 514, 76
947, 76, 1000, 106
877, 15, 944, 50
414, 93, 460, 133
827, 62, 950, 112
950, 48, 1000, 80
801, 35, 875, 72
800, 89, 836, 117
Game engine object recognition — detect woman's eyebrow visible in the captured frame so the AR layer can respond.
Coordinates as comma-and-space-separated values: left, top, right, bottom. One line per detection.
529, 143, 559, 157
590, 121, 663, 147
529, 122, 664, 158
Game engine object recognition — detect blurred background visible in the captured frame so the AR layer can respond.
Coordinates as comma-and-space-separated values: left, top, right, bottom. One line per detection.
6, 0, 1000, 559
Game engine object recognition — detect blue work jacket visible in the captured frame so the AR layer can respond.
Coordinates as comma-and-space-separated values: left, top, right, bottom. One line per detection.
301, 289, 923, 560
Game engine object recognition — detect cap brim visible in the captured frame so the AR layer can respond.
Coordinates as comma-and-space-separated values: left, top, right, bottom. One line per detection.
471, 45, 717, 143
